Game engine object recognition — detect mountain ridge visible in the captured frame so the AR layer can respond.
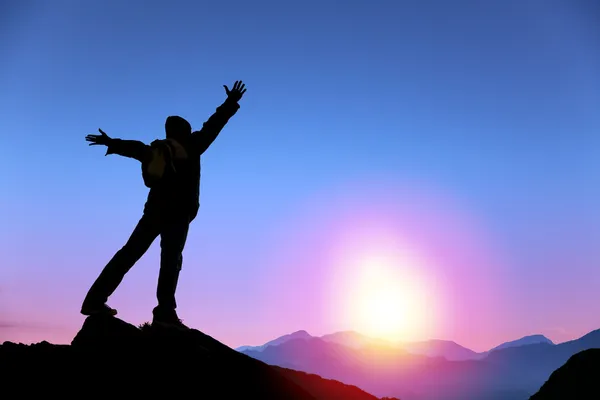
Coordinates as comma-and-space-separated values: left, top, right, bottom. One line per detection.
237, 329, 556, 361
489, 334, 554, 353
239, 327, 600, 400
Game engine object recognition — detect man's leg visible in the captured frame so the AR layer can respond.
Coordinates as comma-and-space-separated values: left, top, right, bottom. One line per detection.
152, 215, 190, 327
82, 214, 160, 314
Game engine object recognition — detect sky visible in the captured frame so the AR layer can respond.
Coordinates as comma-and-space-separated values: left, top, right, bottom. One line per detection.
1, 0, 599, 352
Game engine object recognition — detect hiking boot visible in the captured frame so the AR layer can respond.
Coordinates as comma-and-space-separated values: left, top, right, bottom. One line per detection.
81, 303, 118, 316
152, 309, 190, 331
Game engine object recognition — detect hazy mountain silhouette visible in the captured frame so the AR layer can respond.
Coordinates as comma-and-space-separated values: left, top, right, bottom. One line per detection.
395, 334, 554, 361
237, 330, 314, 352
481, 329, 600, 390
243, 337, 426, 399
400, 339, 483, 361
0, 316, 396, 399
236, 330, 391, 352
240, 329, 600, 400
238, 329, 556, 362
400, 334, 553, 362
529, 348, 600, 400
321, 331, 395, 349
489, 335, 554, 353
242, 336, 497, 399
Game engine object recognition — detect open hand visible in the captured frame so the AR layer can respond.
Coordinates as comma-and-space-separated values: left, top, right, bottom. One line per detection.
223, 80, 247, 102
86, 128, 112, 146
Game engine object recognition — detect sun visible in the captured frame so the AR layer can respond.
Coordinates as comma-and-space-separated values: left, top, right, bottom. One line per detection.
359, 283, 409, 338
340, 251, 437, 342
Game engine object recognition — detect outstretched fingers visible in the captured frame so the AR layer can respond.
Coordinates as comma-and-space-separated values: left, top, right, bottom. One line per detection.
232, 81, 246, 94
234, 81, 245, 92
224, 80, 247, 98
85, 132, 102, 145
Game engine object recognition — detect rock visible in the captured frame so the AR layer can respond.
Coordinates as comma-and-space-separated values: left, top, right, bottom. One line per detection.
530, 349, 600, 400
1, 316, 315, 399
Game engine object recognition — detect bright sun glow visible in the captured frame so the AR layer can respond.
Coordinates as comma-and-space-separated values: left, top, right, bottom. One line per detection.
355, 256, 431, 340
330, 244, 439, 342
359, 281, 409, 337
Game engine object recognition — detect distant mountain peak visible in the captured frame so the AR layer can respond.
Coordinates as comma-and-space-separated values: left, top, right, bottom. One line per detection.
235, 330, 313, 352
290, 330, 311, 336
272, 330, 313, 342
490, 334, 554, 352
523, 334, 553, 341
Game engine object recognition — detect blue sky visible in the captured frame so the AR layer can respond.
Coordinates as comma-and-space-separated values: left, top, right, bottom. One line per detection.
1, 0, 599, 350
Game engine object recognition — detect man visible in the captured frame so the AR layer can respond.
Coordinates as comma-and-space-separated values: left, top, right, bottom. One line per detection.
81, 80, 247, 330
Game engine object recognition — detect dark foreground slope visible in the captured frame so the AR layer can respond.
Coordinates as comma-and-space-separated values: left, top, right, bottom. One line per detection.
529, 349, 600, 400
0, 316, 389, 399
278, 367, 398, 400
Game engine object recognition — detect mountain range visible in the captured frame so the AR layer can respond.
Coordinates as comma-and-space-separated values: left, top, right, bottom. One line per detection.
237, 329, 598, 400
237, 330, 554, 361
1, 316, 595, 399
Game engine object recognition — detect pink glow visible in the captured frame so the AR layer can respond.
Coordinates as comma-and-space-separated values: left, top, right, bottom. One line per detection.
258, 177, 513, 351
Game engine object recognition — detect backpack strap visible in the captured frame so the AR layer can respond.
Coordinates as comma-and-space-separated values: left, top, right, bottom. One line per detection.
141, 139, 188, 188
141, 140, 170, 188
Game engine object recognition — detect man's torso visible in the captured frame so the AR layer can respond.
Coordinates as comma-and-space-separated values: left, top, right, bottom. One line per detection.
144, 144, 201, 219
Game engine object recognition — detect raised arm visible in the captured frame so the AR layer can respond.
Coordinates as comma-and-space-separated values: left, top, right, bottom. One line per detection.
190, 80, 247, 155
86, 129, 151, 162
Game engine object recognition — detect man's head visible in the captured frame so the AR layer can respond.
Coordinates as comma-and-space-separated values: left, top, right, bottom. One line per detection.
165, 116, 192, 142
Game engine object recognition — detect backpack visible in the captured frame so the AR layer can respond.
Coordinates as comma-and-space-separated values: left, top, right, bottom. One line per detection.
141, 138, 188, 188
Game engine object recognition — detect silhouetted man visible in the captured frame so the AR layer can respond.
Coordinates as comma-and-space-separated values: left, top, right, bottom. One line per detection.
81, 80, 247, 329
